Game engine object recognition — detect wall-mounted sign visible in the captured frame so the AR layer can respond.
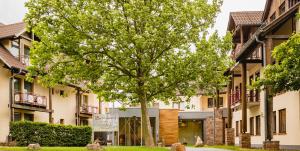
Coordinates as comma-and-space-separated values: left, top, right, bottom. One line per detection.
93, 113, 119, 132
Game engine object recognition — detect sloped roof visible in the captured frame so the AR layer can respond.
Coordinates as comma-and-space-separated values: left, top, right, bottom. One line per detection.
0, 45, 26, 70
262, 0, 272, 21
228, 11, 263, 31
0, 22, 26, 39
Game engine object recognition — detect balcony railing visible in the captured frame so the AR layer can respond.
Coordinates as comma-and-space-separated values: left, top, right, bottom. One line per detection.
80, 105, 98, 114
14, 92, 47, 108
231, 90, 260, 106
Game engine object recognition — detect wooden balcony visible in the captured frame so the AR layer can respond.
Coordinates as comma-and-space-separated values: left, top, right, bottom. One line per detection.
13, 92, 51, 112
231, 90, 260, 108
247, 90, 260, 108
80, 105, 98, 115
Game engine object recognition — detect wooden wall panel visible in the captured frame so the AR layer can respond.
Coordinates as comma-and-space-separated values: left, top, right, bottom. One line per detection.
159, 109, 179, 145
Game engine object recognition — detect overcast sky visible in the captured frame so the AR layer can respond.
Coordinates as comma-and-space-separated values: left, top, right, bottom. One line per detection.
0, 0, 266, 36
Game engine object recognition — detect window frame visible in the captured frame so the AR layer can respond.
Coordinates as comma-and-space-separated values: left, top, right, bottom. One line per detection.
208, 98, 214, 108
270, 12, 276, 22
218, 97, 224, 107
236, 121, 239, 137
14, 112, 22, 121
279, 109, 286, 134
24, 113, 34, 122
273, 111, 277, 134
279, 1, 286, 15
250, 117, 254, 135
255, 115, 261, 136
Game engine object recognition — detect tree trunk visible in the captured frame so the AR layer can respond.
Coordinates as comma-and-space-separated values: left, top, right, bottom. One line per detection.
140, 96, 155, 146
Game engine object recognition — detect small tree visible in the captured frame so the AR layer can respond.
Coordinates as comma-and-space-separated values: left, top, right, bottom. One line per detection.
25, 0, 230, 146
255, 33, 300, 94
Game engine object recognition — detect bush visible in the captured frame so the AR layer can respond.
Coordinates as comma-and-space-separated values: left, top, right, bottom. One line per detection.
10, 121, 92, 146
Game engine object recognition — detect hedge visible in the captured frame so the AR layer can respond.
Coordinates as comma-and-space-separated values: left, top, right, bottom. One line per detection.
10, 121, 92, 146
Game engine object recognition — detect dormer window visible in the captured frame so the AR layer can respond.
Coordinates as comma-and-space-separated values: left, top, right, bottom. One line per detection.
279, 2, 286, 15
10, 40, 20, 58
270, 13, 276, 22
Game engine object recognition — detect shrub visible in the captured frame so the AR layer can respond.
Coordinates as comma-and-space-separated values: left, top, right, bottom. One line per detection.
10, 121, 92, 146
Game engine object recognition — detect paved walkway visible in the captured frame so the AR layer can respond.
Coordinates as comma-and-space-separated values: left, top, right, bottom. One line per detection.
186, 147, 231, 151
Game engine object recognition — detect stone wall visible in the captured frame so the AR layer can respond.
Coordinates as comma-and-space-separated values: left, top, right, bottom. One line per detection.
263, 141, 279, 150
225, 128, 235, 145
205, 110, 224, 145
239, 133, 251, 148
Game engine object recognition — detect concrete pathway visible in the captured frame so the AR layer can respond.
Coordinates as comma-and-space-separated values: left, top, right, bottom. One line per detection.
186, 147, 231, 151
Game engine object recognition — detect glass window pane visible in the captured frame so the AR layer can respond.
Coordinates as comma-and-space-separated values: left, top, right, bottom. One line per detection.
24, 113, 34, 122
24, 81, 33, 93
13, 78, 21, 92
10, 40, 20, 58
14, 112, 21, 121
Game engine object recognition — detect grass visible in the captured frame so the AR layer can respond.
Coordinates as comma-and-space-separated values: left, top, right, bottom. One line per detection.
0, 146, 169, 151
206, 145, 300, 151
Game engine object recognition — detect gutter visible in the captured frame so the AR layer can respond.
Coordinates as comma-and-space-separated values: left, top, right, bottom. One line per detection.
255, 36, 269, 141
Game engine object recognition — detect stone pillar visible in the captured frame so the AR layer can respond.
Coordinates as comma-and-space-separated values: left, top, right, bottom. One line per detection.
205, 109, 224, 145
239, 133, 251, 148
263, 141, 279, 150
225, 128, 235, 146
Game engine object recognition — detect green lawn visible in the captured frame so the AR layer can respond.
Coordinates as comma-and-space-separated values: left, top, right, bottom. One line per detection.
0, 146, 168, 151
207, 145, 300, 151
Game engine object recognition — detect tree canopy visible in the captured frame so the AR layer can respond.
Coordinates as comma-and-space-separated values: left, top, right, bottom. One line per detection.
24, 0, 232, 146
255, 33, 300, 94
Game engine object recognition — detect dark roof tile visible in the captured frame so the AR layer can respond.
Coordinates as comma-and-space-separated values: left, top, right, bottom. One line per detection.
0, 22, 26, 39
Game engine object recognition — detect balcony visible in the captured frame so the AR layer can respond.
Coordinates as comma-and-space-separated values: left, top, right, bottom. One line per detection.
13, 92, 51, 112
231, 90, 260, 108
80, 105, 98, 115
247, 90, 260, 108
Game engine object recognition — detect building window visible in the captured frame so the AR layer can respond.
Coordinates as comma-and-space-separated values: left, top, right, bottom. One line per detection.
279, 2, 286, 15
24, 113, 34, 122
240, 120, 242, 134
13, 78, 21, 92
270, 13, 276, 22
273, 111, 276, 134
10, 40, 20, 58
279, 109, 286, 133
218, 97, 223, 107
249, 75, 254, 102
255, 72, 260, 101
236, 121, 239, 136
289, 0, 300, 8
83, 95, 88, 105
172, 102, 179, 109
24, 81, 33, 93
80, 119, 89, 126
208, 98, 214, 108
14, 112, 21, 121
256, 115, 261, 135
59, 90, 65, 96
23, 45, 30, 65
250, 117, 254, 135
60, 119, 65, 125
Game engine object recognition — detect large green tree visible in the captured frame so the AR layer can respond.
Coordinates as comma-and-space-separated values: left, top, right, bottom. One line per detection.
25, 0, 231, 146
255, 33, 300, 94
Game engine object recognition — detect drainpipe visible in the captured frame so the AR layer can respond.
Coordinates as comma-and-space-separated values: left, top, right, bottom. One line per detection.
255, 36, 269, 141
8, 68, 22, 143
